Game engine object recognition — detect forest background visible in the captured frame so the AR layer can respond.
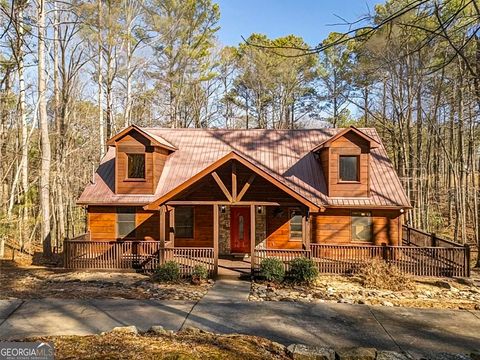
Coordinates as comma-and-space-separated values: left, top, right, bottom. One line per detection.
0, 0, 478, 263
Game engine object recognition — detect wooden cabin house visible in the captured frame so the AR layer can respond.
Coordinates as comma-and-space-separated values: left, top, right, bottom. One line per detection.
75, 125, 412, 274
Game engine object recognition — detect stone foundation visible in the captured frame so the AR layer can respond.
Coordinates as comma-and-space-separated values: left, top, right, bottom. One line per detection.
219, 206, 230, 256
255, 206, 267, 249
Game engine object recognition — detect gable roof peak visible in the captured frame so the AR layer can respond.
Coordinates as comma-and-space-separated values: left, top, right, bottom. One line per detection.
105, 124, 177, 151
311, 126, 380, 152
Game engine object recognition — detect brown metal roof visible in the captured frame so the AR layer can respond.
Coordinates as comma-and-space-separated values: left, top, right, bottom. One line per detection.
78, 127, 411, 209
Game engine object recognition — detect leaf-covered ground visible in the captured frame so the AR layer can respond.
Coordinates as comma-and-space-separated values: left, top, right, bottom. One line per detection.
29, 332, 289, 360
0, 264, 211, 300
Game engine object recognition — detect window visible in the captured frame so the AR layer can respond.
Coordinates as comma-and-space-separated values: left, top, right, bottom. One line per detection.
339, 155, 359, 182
127, 153, 145, 179
175, 207, 194, 238
117, 207, 136, 238
289, 209, 303, 240
351, 211, 372, 242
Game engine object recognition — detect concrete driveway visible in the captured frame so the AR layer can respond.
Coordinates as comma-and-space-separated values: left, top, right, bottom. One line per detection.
0, 281, 479, 358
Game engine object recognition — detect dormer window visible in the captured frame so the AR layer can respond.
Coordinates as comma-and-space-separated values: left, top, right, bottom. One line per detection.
339, 155, 359, 182
127, 153, 145, 179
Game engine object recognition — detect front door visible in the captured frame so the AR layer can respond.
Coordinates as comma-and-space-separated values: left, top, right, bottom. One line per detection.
230, 207, 250, 253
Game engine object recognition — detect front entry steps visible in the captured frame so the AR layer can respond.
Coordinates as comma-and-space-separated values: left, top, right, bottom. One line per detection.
217, 256, 251, 280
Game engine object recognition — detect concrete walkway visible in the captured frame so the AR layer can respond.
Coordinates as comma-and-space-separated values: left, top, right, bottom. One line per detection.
0, 292, 479, 358
201, 279, 251, 302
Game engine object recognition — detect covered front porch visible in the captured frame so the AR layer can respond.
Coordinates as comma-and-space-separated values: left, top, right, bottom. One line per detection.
151, 153, 317, 276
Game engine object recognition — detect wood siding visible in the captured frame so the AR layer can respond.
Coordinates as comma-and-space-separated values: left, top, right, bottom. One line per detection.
265, 206, 303, 249
88, 206, 160, 241
88, 206, 116, 240
311, 209, 402, 246
321, 132, 370, 197
174, 205, 214, 247
115, 132, 168, 195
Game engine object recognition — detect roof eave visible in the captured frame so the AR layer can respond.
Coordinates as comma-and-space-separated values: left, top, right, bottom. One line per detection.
311, 126, 381, 153
105, 124, 178, 151
325, 204, 412, 210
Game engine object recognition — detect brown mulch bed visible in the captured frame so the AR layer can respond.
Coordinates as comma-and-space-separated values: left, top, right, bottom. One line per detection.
0, 263, 212, 300
250, 275, 480, 310
27, 332, 289, 360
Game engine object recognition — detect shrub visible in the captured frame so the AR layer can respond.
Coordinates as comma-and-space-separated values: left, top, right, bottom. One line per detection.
154, 261, 180, 282
259, 257, 285, 283
191, 265, 209, 284
289, 257, 318, 284
358, 258, 413, 291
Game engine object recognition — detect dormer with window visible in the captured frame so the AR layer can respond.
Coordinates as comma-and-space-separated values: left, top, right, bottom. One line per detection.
313, 127, 380, 198
106, 125, 176, 195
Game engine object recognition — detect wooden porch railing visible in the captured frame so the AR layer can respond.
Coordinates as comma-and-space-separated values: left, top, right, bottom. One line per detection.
252, 248, 311, 272
163, 247, 215, 277
64, 239, 214, 276
402, 225, 463, 248
252, 244, 470, 278
310, 244, 383, 274
310, 244, 469, 277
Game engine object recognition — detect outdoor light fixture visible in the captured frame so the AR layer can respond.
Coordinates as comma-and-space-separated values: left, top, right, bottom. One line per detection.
221, 205, 226, 213
257, 206, 263, 214
400, 209, 405, 214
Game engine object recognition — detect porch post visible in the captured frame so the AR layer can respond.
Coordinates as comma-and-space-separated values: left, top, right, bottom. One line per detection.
303, 210, 311, 250
250, 204, 256, 273
159, 206, 166, 247
213, 204, 219, 276
169, 207, 175, 246
232, 161, 237, 201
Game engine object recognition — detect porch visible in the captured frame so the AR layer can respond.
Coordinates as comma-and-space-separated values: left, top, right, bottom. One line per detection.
64, 225, 470, 278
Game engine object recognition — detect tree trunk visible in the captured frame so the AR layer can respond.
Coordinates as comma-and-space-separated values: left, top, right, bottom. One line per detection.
19, 4, 28, 249
124, 0, 133, 128
38, 0, 52, 256
98, 0, 105, 158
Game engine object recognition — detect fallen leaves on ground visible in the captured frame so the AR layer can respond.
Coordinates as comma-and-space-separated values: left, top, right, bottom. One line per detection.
28, 332, 289, 360
0, 265, 212, 300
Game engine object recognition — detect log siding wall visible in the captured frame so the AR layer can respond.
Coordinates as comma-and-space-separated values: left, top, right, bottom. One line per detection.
265, 206, 304, 249
87, 206, 402, 247
88, 206, 160, 241
174, 205, 214, 247
311, 209, 402, 246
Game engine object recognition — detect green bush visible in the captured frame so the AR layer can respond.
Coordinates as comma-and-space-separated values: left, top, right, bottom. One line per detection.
154, 261, 181, 282
259, 257, 285, 283
191, 265, 209, 283
289, 257, 318, 284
